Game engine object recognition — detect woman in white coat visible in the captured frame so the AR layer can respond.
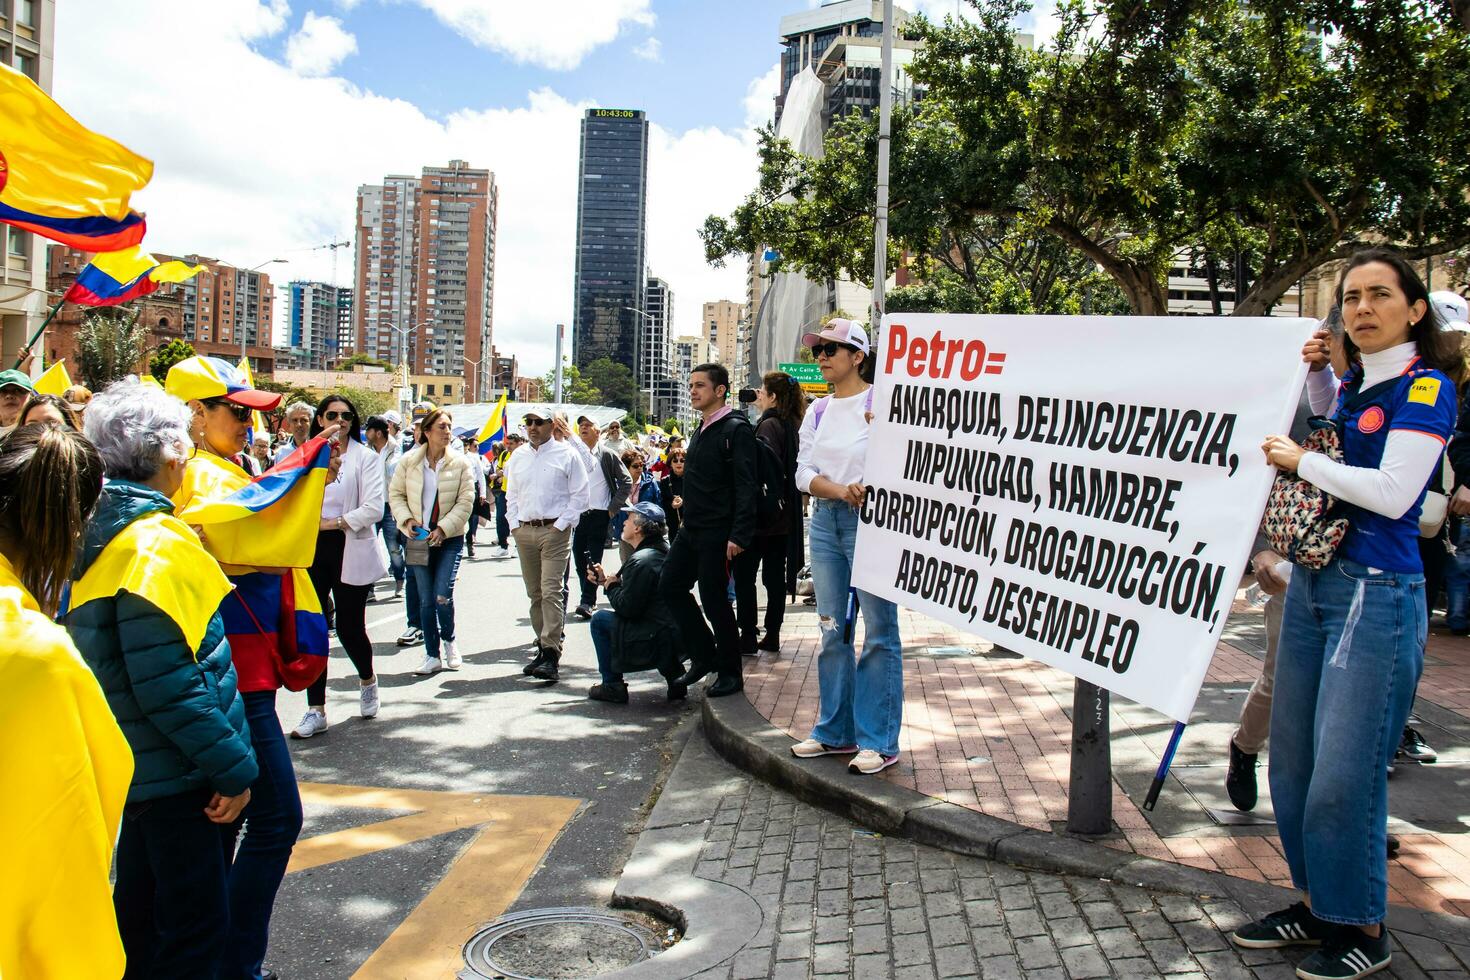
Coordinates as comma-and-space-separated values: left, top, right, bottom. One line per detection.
293, 394, 389, 739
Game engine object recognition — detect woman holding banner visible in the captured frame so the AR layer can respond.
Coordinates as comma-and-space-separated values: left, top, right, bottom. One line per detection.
787, 319, 904, 776
1231, 250, 1459, 980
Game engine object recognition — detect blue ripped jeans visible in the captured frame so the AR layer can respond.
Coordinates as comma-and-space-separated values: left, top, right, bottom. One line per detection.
410, 535, 463, 660
1269, 557, 1425, 926
807, 499, 904, 757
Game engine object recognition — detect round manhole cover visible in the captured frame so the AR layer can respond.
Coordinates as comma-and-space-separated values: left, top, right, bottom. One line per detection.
461, 907, 672, 980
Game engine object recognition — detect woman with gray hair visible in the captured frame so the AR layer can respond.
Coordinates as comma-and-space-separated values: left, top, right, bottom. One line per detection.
62, 379, 257, 976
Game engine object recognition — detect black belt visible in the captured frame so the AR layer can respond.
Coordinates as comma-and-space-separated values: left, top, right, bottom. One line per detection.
521, 518, 557, 527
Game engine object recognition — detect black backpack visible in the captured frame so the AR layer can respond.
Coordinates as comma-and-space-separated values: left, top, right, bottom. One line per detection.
752, 416, 795, 530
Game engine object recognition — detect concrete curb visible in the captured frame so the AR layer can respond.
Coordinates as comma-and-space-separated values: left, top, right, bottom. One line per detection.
703, 693, 1470, 950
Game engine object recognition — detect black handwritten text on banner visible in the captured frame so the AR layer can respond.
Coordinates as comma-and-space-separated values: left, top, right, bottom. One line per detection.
850, 314, 1314, 721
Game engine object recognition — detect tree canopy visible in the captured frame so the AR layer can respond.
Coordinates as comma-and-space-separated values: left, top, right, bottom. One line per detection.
148, 339, 195, 380
703, 0, 1470, 315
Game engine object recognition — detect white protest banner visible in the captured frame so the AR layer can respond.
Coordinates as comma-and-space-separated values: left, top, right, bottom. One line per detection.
851, 314, 1316, 722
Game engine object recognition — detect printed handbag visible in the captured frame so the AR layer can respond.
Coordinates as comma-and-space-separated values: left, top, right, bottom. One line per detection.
404, 535, 431, 567
1262, 422, 1350, 570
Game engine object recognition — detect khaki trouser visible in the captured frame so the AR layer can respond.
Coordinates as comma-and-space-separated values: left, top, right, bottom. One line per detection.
513, 523, 573, 652
1233, 590, 1284, 754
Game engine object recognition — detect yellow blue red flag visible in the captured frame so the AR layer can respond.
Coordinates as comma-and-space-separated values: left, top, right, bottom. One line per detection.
0, 64, 151, 250
475, 391, 508, 456
64, 246, 204, 307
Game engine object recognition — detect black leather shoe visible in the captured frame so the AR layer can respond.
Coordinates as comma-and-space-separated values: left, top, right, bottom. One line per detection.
522, 645, 546, 676
740, 631, 758, 657
1226, 739, 1258, 812
666, 681, 688, 701
674, 660, 712, 688
756, 632, 780, 653
589, 682, 629, 703
531, 651, 560, 681
707, 674, 744, 698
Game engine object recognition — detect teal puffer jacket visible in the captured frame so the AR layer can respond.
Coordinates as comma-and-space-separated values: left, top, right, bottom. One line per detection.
62, 481, 257, 803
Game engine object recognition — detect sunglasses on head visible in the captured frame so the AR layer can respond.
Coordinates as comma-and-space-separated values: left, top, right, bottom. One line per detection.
205, 399, 252, 422
810, 341, 855, 359
322, 410, 354, 422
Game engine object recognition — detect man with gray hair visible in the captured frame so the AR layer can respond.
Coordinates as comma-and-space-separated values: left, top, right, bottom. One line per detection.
273, 401, 314, 465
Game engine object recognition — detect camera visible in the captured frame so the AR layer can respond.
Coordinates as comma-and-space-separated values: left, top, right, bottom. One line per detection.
738, 388, 757, 403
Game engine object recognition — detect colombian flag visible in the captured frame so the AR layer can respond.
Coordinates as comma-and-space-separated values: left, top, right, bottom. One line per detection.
475, 390, 508, 456
0, 65, 151, 250
174, 437, 332, 570
65, 246, 204, 307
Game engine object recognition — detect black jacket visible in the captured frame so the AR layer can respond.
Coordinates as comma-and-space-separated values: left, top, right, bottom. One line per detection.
605, 541, 684, 674
679, 410, 758, 547
1447, 385, 1470, 492
658, 472, 683, 537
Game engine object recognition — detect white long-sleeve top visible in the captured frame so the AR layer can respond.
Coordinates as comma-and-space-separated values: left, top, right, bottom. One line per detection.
795, 387, 872, 494
1299, 342, 1446, 520
505, 436, 589, 532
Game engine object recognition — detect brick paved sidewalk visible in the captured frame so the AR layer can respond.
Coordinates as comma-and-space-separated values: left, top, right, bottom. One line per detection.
683, 743, 1470, 979
742, 596, 1470, 921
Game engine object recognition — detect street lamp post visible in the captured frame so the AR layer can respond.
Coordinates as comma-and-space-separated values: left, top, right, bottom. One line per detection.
624, 306, 660, 420
461, 353, 482, 404
243, 258, 288, 365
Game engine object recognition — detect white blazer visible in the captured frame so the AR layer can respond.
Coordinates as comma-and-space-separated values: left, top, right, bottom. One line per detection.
331, 437, 390, 586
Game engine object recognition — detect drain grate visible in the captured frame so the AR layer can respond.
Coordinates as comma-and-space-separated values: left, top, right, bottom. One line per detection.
460, 907, 670, 980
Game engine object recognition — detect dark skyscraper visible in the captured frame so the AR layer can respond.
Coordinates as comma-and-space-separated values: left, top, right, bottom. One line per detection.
572, 108, 649, 374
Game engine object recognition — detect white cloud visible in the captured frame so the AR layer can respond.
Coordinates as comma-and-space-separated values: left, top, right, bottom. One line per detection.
408, 0, 654, 71
52, 0, 753, 378
743, 62, 780, 132
285, 12, 358, 77
632, 36, 661, 62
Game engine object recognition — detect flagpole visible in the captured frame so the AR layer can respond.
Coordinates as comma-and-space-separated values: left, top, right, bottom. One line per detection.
14, 296, 66, 369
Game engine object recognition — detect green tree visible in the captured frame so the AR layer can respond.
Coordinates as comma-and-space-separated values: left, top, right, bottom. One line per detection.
338, 352, 394, 371
334, 385, 393, 420
704, 0, 1470, 315
661, 417, 681, 434
580, 357, 642, 414
148, 338, 195, 380
76, 311, 147, 390
540, 360, 601, 405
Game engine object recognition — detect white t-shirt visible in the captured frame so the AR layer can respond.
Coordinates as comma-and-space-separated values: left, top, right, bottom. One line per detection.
322, 480, 346, 520
795, 387, 872, 494
421, 455, 443, 525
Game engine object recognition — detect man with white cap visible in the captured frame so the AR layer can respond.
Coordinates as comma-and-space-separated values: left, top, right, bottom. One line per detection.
506, 410, 589, 681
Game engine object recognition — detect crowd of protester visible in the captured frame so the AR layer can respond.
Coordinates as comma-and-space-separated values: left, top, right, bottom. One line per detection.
5, 245, 1470, 979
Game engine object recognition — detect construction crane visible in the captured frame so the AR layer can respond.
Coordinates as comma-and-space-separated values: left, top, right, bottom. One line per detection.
313, 239, 351, 286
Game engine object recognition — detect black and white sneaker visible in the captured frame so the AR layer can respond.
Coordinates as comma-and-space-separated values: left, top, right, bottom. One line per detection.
1294, 926, 1391, 979
1399, 726, 1437, 763
1230, 902, 1332, 949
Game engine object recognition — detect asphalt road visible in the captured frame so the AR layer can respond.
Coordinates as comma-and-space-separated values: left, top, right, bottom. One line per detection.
263, 540, 699, 979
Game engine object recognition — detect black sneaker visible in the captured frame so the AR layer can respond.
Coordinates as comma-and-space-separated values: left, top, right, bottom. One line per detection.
1295, 926, 1391, 979
1226, 739, 1259, 811
1230, 902, 1332, 949
1399, 726, 1437, 763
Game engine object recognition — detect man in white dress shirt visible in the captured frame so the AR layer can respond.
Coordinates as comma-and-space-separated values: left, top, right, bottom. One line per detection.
506, 409, 589, 681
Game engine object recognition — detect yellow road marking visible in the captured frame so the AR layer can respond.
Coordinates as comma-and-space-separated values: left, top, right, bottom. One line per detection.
287, 782, 581, 979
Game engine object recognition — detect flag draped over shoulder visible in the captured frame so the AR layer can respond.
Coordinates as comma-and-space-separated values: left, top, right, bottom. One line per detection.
0, 64, 151, 250
174, 438, 331, 569
475, 391, 508, 456
64, 246, 204, 307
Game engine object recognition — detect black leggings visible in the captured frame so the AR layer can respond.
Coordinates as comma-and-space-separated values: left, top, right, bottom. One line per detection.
735, 533, 787, 640
307, 529, 373, 706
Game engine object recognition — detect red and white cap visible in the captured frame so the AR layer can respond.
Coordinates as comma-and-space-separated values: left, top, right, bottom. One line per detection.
801, 318, 870, 356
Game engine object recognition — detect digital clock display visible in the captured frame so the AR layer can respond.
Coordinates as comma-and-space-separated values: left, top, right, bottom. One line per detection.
593, 109, 639, 118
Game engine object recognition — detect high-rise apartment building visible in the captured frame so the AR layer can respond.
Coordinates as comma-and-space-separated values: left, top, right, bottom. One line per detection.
175, 256, 278, 371
1, 0, 53, 370
572, 108, 649, 378
702, 300, 745, 369
354, 160, 497, 399
643, 276, 677, 420
288, 281, 352, 369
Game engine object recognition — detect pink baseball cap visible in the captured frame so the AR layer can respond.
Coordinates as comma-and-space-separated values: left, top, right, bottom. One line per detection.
801, 318, 870, 356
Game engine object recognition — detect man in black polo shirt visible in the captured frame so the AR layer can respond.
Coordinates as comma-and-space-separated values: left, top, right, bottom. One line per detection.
662, 363, 757, 697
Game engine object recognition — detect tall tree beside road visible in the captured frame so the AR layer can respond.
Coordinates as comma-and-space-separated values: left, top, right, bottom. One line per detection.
580, 357, 642, 415
76, 312, 146, 390
703, 0, 1470, 315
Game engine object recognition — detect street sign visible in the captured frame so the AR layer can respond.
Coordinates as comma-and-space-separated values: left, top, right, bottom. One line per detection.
778, 361, 829, 394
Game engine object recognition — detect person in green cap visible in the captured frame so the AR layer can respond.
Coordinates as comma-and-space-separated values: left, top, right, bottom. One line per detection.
0, 369, 36, 442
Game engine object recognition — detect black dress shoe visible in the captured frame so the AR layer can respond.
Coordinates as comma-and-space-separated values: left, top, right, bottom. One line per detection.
1226, 739, 1258, 812
707, 674, 744, 698
674, 660, 712, 687
522, 645, 546, 676
756, 632, 780, 652
531, 651, 561, 681
588, 682, 629, 703
666, 681, 688, 701
740, 631, 758, 657
261, 971, 280, 980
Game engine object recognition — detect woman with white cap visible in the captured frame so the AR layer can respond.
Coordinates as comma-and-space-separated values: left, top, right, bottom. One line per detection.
787, 319, 905, 776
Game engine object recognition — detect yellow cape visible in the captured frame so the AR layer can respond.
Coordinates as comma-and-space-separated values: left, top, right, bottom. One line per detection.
70, 511, 233, 654
0, 553, 132, 980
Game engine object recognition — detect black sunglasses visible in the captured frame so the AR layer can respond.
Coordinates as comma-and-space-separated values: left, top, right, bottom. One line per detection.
810, 341, 855, 359
524, 417, 551, 426
205, 399, 251, 422
322, 410, 355, 422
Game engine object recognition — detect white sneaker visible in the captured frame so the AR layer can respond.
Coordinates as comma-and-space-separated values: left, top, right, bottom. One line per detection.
360, 679, 379, 718
392, 583, 403, 599
291, 709, 328, 739
849, 749, 900, 774
396, 627, 423, 647
414, 654, 442, 675
791, 738, 859, 758
496, 545, 511, 558
443, 640, 462, 670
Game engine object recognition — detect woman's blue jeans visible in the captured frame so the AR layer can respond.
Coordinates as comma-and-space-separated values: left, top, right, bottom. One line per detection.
807, 499, 904, 757
223, 690, 304, 979
411, 535, 463, 659
1269, 557, 1425, 926
1444, 518, 1470, 631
